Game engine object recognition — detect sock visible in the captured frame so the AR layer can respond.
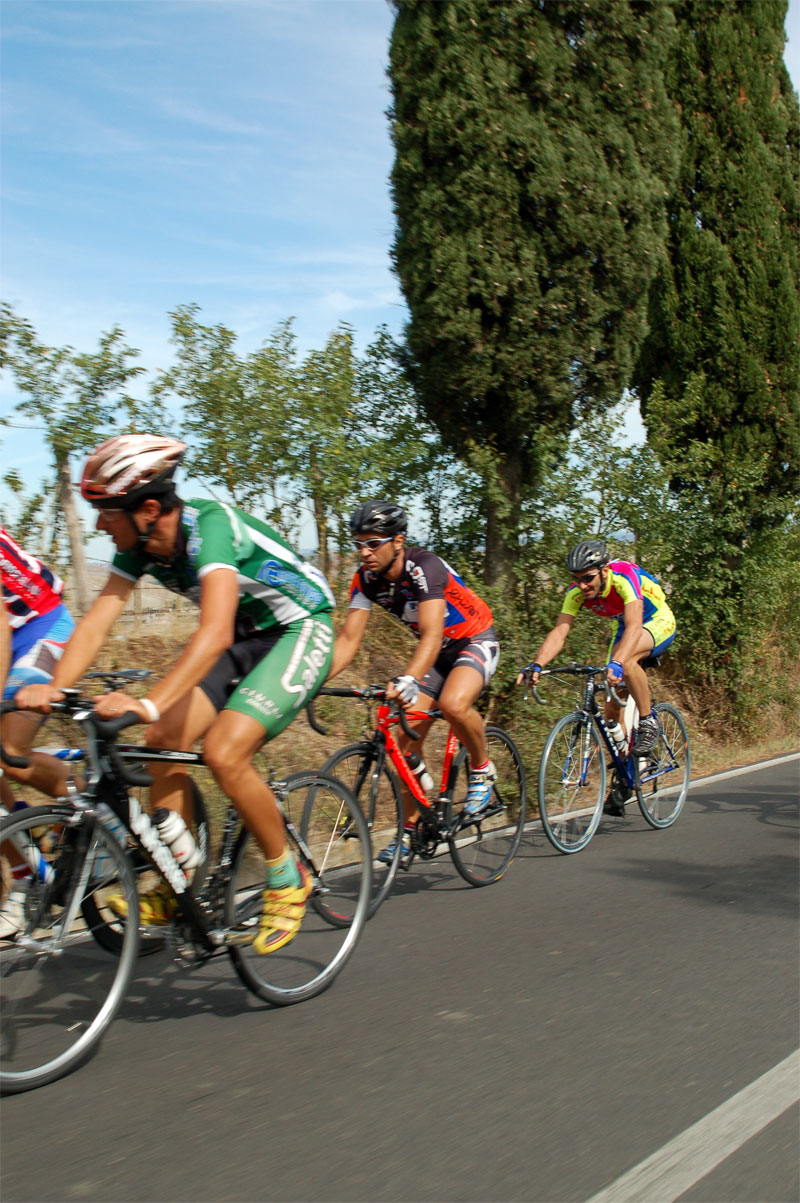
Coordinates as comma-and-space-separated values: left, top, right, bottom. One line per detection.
264, 851, 301, 890
470, 760, 490, 775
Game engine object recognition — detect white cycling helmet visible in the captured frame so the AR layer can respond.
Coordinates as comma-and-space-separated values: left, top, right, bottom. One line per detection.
81, 434, 186, 509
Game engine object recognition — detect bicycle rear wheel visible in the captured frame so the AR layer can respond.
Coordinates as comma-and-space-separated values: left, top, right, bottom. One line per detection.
447, 725, 528, 886
226, 772, 371, 1005
81, 778, 210, 957
0, 806, 139, 1094
635, 703, 690, 828
538, 713, 606, 853
320, 741, 403, 916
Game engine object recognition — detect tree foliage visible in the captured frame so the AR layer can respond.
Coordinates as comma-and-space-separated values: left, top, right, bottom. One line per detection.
0, 304, 164, 611
388, 0, 680, 581
633, 0, 800, 524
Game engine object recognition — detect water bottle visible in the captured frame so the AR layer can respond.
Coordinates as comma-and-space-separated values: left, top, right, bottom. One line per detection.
90, 802, 128, 880
152, 807, 200, 876
608, 721, 628, 756
97, 802, 127, 847
404, 752, 434, 793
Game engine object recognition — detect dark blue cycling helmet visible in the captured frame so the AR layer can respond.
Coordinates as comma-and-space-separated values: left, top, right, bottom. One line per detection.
349, 500, 407, 537
566, 539, 608, 574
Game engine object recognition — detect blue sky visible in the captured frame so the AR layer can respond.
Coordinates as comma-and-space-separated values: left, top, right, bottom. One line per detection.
2, 0, 799, 545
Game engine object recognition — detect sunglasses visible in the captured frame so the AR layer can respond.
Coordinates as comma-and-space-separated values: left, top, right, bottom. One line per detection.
572, 570, 600, 584
352, 536, 393, 552
93, 506, 128, 521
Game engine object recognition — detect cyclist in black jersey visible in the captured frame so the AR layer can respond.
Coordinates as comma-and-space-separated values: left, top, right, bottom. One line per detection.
328, 501, 500, 860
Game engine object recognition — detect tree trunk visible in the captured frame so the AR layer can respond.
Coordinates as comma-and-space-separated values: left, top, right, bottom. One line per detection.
312, 494, 329, 578
58, 459, 91, 616
483, 454, 521, 590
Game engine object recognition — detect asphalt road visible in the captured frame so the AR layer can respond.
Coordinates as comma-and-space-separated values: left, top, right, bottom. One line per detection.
2, 755, 798, 1203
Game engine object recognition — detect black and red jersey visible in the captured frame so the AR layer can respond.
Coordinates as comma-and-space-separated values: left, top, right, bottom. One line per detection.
348, 547, 493, 643
1, 527, 65, 629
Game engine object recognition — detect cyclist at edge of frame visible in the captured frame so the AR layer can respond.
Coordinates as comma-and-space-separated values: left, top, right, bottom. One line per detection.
1, 527, 77, 938
14, 434, 336, 955
326, 499, 500, 862
518, 538, 676, 773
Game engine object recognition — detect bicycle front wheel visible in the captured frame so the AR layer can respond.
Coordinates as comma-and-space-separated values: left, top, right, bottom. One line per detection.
635, 703, 690, 828
538, 714, 606, 853
447, 725, 528, 886
0, 806, 139, 1094
320, 741, 404, 916
226, 772, 371, 1006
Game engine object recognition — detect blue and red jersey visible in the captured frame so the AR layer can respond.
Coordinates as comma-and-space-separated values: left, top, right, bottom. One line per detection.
1, 527, 65, 630
348, 547, 493, 644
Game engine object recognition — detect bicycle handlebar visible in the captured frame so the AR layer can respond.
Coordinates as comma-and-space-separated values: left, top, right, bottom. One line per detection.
517, 663, 627, 708
0, 695, 152, 787
307, 685, 422, 741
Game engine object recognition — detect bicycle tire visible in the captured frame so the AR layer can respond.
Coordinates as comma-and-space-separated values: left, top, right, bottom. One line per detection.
81, 778, 210, 957
225, 772, 371, 1005
446, 725, 528, 885
0, 806, 139, 1094
635, 702, 690, 828
538, 713, 606, 853
319, 741, 404, 916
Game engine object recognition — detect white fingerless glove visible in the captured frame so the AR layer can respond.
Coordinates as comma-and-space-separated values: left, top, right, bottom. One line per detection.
392, 674, 420, 706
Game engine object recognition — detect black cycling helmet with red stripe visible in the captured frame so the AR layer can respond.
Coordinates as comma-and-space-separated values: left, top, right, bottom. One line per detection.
566, 539, 608, 574
349, 500, 407, 537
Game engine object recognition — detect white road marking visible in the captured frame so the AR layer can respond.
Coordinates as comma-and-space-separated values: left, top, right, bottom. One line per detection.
691, 750, 799, 788
587, 1049, 800, 1203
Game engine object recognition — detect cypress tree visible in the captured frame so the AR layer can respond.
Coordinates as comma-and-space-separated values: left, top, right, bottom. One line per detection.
388, 0, 679, 583
632, 0, 800, 525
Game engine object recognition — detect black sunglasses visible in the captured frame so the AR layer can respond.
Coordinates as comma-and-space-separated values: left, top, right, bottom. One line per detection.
571, 570, 600, 584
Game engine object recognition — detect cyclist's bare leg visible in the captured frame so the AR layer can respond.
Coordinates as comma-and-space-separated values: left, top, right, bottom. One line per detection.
0, 710, 73, 798
145, 685, 218, 826
203, 708, 287, 861
436, 665, 488, 766
604, 630, 656, 730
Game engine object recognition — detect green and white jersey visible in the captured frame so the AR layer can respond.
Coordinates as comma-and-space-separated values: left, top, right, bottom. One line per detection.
111, 499, 334, 632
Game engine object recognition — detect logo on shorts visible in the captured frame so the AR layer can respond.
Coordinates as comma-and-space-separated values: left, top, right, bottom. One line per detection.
281, 620, 333, 710
239, 688, 281, 719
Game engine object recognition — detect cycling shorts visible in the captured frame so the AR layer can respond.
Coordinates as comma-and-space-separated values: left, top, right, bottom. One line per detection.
4, 604, 75, 699
418, 627, 500, 701
607, 605, 676, 662
198, 614, 334, 741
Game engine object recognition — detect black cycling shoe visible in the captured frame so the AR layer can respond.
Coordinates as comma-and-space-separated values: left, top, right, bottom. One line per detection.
604, 780, 632, 816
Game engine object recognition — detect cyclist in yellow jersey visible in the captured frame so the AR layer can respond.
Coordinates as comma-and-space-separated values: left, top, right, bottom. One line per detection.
519, 540, 676, 760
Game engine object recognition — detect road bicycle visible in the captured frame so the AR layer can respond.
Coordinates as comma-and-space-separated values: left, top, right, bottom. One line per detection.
312, 685, 527, 915
519, 661, 690, 853
0, 676, 371, 1094
1, 671, 212, 960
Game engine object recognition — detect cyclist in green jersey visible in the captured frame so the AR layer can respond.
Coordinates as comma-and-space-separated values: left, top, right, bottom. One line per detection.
15, 435, 335, 954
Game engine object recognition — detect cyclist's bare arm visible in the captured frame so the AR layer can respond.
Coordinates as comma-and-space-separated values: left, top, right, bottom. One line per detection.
328, 607, 370, 680
93, 567, 238, 722
518, 613, 574, 682
0, 605, 10, 691
400, 597, 446, 684
15, 573, 134, 712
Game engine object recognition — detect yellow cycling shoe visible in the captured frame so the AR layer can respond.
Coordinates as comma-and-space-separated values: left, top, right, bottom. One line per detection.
250, 865, 312, 955
106, 883, 178, 925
